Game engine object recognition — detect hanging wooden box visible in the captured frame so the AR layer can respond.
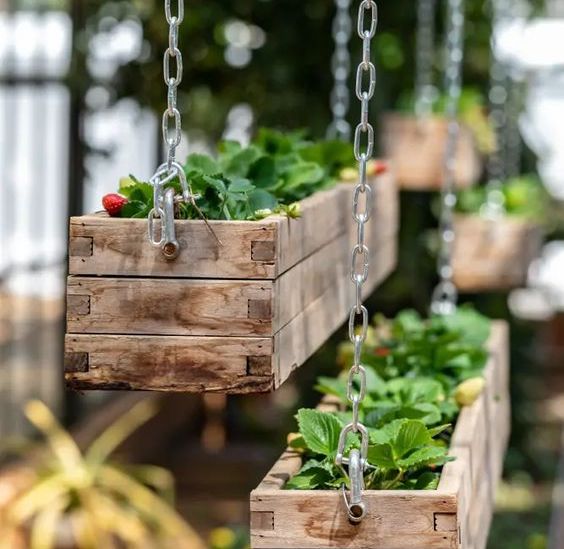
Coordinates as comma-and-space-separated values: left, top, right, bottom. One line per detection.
452, 215, 543, 292
250, 321, 510, 549
64, 172, 398, 393
381, 114, 482, 191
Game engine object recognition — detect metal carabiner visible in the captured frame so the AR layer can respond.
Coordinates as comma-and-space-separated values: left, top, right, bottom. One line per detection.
341, 449, 366, 524
161, 186, 180, 260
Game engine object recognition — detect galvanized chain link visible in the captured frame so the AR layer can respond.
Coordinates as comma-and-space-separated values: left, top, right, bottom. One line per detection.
431, 0, 465, 316
483, 0, 510, 219
335, 0, 377, 525
328, 0, 353, 141
415, 0, 437, 119
147, 0, 196, 260
504, 77, 523, 179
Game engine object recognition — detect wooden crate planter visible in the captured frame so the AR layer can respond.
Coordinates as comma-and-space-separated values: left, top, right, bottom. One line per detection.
381, 114, 482, 191
250, 321, 510, 549
452, 215, 543, 292
64, 172, 398, 393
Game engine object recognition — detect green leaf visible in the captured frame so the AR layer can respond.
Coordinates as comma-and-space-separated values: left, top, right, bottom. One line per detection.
249, 156, 278, 188
222, 147, 261, 178
297, 409, 342, 456
367, 443, 396, 470
119, 182, 153, 204
120, 200, 150, 218
397, 446, 447, 469
248, 189, 277, 212
369, 418, 407, 445
284, 162, 325, 188
184, 153, 219, 176
393, 420, 432, 459
427, 424, 451, 438
285, 461, 332, 490
414, 471, 440, 490
228, 178, 255, 194
314, 377, 347, 402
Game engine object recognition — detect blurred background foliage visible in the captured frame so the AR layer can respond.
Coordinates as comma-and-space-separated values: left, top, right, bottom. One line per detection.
4, 1, 559, 547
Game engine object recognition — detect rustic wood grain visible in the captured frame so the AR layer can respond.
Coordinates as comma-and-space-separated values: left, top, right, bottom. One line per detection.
64, 172, 399, 393
65, 335, 274, 393
452, 215, 543, 291
381, 114, 482, 191
251, 322, 510, 548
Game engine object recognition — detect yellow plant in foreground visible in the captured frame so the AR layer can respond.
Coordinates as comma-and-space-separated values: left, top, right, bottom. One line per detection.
0, 400, 205, 549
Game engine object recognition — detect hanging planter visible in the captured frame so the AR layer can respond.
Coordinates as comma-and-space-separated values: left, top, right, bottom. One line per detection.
381, 114, 483, 191
452, 176, 545, 291
64, 133, 398, 393
250, 317, 510, 549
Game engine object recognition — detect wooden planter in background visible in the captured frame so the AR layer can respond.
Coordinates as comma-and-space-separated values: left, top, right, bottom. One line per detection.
250, 321, 510, 549
64, 171, 399, 393
452, 215, 543, 292
381, 114, 482, 191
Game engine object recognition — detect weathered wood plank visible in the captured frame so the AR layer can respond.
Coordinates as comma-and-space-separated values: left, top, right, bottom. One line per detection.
251, 322, 510, 549
452, 215, 543, 291
275, 237, 397, 388
381, 114, 482, 191
65, 335, 274, 393
66, 277, 274, 337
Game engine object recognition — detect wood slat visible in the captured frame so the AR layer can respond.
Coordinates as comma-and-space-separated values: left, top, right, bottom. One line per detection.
251, 322, 510, 548
381, 114, 482, 191
452, 215, 543, 292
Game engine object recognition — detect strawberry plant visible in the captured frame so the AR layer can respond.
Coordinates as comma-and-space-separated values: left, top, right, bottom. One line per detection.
105, 129, 365, 221
456, 175, 547, 220
285, 306, 491, 491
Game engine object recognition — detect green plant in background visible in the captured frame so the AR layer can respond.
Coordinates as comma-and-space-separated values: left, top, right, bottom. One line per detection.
285, 307, 491, 491
0, 400, 205, 549
398, 88, 496, 154
456, 175, 548, 219
112, 129, 355, 221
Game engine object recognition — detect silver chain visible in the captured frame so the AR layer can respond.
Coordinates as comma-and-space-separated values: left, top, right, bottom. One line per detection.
415, 0, 437, 119
147, 0, 196, 260
335, 0, 377, 525
328, 0, 353, 140
431, 0, 465, 316
483, 0, 509, 219
504, 77, 523, 179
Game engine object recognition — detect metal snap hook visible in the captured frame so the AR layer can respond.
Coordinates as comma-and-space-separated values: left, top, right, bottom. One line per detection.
341, 449, 366, 524
161, 187, 179, 260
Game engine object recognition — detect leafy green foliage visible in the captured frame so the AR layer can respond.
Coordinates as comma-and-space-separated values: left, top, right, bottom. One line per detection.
288, 306, 491, 491
113, 129, 355, 221
456, 175, 547, 220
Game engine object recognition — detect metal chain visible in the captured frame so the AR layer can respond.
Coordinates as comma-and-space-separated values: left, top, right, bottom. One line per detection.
415, 0, 437, 119
431, 0, 465, 316
504, 77, 523, 179
483, 0, 510, 219
328, 0, 353, 141
335, 0, 377, 524
147, 0, 196, 260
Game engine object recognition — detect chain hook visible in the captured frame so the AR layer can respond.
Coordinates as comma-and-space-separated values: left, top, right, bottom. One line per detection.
340, 450, 366, 524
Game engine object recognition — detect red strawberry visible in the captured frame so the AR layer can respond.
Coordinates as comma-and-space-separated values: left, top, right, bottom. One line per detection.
374, 346, 391, 357
368, 159, 388, 176
102, 193, 128, 217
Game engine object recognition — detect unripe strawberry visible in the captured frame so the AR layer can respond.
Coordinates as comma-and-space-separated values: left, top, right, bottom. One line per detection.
102, 193, 128, 217
339, 167, 358, 182
455, 377, 485, 407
